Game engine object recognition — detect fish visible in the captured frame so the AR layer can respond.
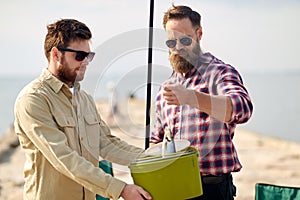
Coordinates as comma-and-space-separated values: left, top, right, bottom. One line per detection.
162, 126, 176, 156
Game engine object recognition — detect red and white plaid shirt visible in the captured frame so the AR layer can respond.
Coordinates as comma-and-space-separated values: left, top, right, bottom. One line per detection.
150, 52, 253, 176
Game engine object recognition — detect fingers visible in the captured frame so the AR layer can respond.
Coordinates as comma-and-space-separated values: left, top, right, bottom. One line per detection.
163, 86, 179, 105
162, 82, 199, 108
137, 186, 152, 199
163, 92, 179, 105
121, 184, 152, 200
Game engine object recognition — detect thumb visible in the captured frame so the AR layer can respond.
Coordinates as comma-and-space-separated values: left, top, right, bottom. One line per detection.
164, 82, 178, 90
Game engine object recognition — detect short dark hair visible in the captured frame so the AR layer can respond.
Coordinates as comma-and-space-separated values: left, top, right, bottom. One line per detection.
163, 4, 201, 29
44, 19, 92, 61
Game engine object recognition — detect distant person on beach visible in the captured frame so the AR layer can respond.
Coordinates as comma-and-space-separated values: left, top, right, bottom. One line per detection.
106, 81, 120, 126
150, 4, 253, 200
14, 19, 151, 200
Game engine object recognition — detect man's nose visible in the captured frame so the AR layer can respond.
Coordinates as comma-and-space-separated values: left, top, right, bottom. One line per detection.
175, 40, 184, 50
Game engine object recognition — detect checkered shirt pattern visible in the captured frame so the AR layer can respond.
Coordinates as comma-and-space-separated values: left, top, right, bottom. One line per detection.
150, 52, 253, 176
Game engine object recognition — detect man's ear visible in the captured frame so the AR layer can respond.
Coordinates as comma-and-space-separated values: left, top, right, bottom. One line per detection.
51, 47, 60, 62
197, 26, 203, 41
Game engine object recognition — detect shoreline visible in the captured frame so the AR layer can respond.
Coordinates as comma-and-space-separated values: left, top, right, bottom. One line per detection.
1, 99, 300, 200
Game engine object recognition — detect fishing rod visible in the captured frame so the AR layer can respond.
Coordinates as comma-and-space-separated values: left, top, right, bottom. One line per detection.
145, 0, 154, 149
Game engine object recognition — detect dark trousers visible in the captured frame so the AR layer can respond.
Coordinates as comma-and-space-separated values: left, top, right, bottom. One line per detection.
187, 174, 236, 200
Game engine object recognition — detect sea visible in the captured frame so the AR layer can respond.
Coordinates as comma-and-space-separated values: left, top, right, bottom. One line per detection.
1, 69, 300, 143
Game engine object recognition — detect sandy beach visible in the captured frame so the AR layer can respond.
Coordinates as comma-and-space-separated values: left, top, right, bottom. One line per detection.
1, 99, 300, 200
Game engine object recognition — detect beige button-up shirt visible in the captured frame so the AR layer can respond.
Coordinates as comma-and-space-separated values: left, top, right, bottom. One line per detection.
14, 69, 144, 200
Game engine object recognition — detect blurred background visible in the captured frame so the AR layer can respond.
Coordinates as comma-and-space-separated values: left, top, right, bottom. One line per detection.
1, 0, 300, 142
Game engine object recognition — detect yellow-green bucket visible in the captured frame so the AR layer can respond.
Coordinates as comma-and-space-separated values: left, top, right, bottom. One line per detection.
129, 147, 203, 199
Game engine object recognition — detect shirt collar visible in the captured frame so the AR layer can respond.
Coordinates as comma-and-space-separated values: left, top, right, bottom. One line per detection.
199, 52, 213, 65
186, 52, 214, 78
41, 69, 80, 94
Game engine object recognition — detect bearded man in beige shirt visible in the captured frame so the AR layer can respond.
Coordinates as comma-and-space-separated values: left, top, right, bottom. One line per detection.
14, 18, 152, 200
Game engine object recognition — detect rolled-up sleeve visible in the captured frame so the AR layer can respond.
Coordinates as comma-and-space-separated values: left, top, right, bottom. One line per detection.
217, 67, 253, 124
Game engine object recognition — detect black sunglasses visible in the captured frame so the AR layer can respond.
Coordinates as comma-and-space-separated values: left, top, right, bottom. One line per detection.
57, 47, 95, 62
166, 37, 193, 48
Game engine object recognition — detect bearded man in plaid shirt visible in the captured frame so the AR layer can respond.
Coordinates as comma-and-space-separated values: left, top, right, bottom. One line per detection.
150, 4, 253, 200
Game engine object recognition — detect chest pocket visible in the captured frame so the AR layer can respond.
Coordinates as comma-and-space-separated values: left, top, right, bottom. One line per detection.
83, 113, 100, 149
55, 116, 77, 149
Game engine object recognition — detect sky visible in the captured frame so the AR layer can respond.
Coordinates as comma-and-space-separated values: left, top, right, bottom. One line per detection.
1, 0, 300, 140
0, 0, 300, 77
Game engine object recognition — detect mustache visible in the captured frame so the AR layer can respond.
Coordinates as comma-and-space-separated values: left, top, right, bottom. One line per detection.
169, 49, 187, 56
169, 53, 186, 64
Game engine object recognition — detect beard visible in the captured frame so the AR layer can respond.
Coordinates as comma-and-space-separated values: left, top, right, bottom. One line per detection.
169, 42, 201, 74
169, 53, 194, 74
57, 57, 85, 86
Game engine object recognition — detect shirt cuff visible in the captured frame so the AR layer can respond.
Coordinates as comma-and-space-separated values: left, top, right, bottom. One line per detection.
106, 178, 126, 200
227, 94, 241, 124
